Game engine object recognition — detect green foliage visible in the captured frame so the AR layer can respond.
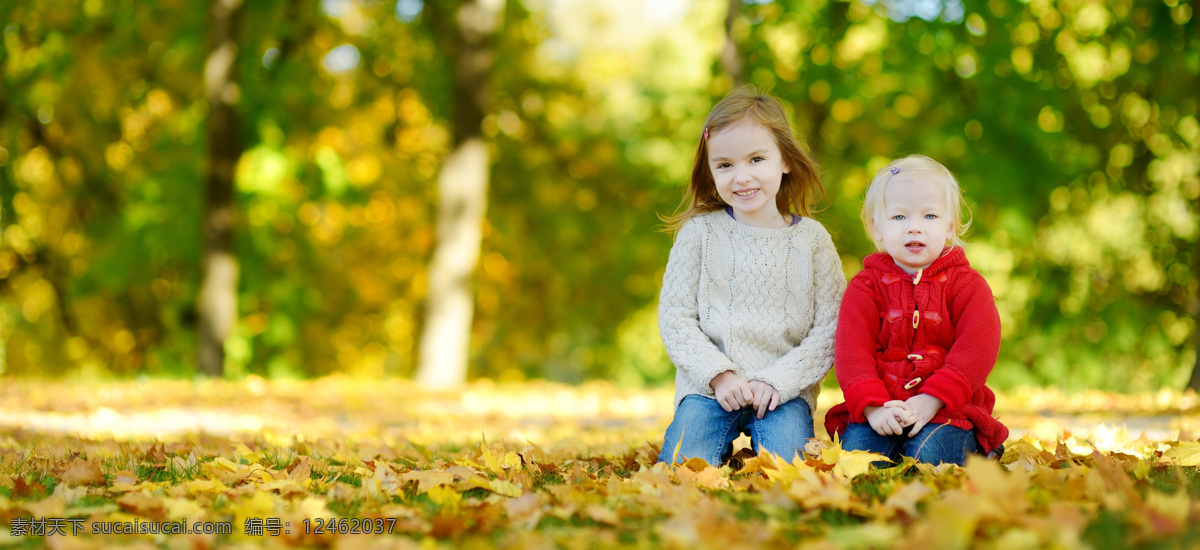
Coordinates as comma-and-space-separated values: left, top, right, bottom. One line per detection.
0, 0, 1196, 390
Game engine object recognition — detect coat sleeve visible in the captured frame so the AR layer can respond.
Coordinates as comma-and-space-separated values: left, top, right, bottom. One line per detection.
835, 274, 893, 422
749, 229, 846, 404
658, 219, 737, 393
920, 273, 1001, 414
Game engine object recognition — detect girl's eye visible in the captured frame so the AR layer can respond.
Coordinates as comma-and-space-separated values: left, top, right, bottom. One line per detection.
892, 215, 905, 221
925, 214, 938, 219
716, 162, 731, 169
751, 156, 765, 163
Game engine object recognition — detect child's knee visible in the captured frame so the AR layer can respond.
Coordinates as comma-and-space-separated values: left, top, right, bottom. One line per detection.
908, 429, 974, 466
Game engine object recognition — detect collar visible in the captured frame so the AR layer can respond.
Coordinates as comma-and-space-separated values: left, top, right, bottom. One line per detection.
863, 246, 968, 280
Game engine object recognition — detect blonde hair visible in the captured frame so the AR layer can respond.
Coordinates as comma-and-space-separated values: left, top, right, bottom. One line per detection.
862, 154, 972, 250
663, 85, 824, 236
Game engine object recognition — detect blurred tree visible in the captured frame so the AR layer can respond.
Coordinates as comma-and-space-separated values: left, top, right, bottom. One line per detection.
721, 0, 747, 84
0, 0, 1194, 393
1188, 0, 1199, 393
737, 0, 1198, 391
198, 0, 245, 377
416, 0, 507, 388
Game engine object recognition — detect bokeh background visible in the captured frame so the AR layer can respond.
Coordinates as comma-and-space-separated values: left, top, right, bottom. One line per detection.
0, 0, 1196, 392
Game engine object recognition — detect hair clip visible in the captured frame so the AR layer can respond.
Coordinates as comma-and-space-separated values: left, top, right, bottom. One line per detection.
703, 127, 709, 140
889, 166, 899, 175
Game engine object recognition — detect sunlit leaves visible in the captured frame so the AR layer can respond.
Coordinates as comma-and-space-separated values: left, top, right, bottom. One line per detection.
4, 380, 1199, 546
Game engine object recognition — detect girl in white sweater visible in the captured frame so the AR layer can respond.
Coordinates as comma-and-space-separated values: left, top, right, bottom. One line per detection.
657, 86, 846, 465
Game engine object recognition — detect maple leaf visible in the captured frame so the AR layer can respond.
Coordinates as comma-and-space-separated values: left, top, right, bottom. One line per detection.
111, 469, 138, 486
675, 463, 730, 490
562, 460, 598, 491
162, 496, 207, 521
1161, 441, 1200, 466
584, 504, 620, 525
60, 458, 105, 487
485, 478, 523, 498
518, 452, 543, 476
501, 451, 522, 471
19, 495, 65, 519
202, 457, 251, 485
401, 470, 458, 493
50, 482, 87, 505
479, 439, 505, 476
259, 479, 309, 498
291, 495, 334, 520
504, 492, 543, 530
227, 490, 277, 533
1137, 489, 1188, 536
142, 441, 168, 466
962, 456, 1031, 520
427, 485, 462, 510
734, 456, 765, 476
905, 489, 984, 549
11, 477, 45, 499
1088, 450, 1135, 498
356, 463, 405, 501
670, 425, 684, 467
235, 442, 262, 464
881, 480, 933, 518
117, 490, 167, 520
833, 450, 891, 479
1020, 501, 1089, 543
182, 478, 229, 497
757, 453, 808, 484
681, 457, 709, 472
288, 455, 313, 482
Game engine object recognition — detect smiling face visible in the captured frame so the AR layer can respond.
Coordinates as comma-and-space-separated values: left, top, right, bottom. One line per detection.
871, 174, 953, 274
707, 117, 791, 228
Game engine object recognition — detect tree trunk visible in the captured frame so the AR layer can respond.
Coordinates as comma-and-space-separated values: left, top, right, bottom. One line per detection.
416, 0, 505, 388
197, 0, 243, 377
1189, 305, 1200, 393
1187, 0, 1199, 394
720, 0, 745, 85
1189, 182, 1200, 394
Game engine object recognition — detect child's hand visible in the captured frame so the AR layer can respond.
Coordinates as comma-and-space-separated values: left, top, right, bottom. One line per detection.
710, 371, 754, 412
865, 401, 912, 436
903, 394, 945, 436
885, 400, 916, 427
747, 380, 779, 419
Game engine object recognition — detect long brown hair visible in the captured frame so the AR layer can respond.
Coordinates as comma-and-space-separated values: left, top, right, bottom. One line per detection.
662, 85, 824, 236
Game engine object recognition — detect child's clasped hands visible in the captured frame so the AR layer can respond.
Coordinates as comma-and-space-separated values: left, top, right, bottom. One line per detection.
863, 394, 945, 437
710, 371, 781, 419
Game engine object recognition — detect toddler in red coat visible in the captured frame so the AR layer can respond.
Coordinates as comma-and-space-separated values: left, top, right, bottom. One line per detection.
824, 155, 1007, 466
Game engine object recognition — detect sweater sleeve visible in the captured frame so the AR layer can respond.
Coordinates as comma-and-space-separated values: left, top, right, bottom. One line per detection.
835, 275, 893, 422
920, 273, 1001, 413
749, 228, 846, 404
658, 219, 737, 393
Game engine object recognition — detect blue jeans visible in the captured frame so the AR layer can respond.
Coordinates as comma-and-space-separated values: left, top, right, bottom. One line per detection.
657, 395, 814, 465
840, 422, 977, 466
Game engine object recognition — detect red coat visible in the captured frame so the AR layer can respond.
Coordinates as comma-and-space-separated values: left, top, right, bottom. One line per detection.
824, 247, 1008, 454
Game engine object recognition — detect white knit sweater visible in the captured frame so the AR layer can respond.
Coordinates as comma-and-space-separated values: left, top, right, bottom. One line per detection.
658, 210, 846, 414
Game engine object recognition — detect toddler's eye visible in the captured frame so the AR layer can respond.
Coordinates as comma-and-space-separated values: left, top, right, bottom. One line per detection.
925, 214, 938, 219
892, 215, 905, 221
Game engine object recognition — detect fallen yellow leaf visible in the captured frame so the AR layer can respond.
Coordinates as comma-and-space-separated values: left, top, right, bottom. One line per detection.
427, 485, 462, 509
833, 450, 891, 479
60, 458, 104, 487
1162, 441, 1200, 466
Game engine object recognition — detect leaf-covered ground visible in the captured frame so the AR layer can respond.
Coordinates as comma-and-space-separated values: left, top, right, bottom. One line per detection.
1, 378, 1199, 549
